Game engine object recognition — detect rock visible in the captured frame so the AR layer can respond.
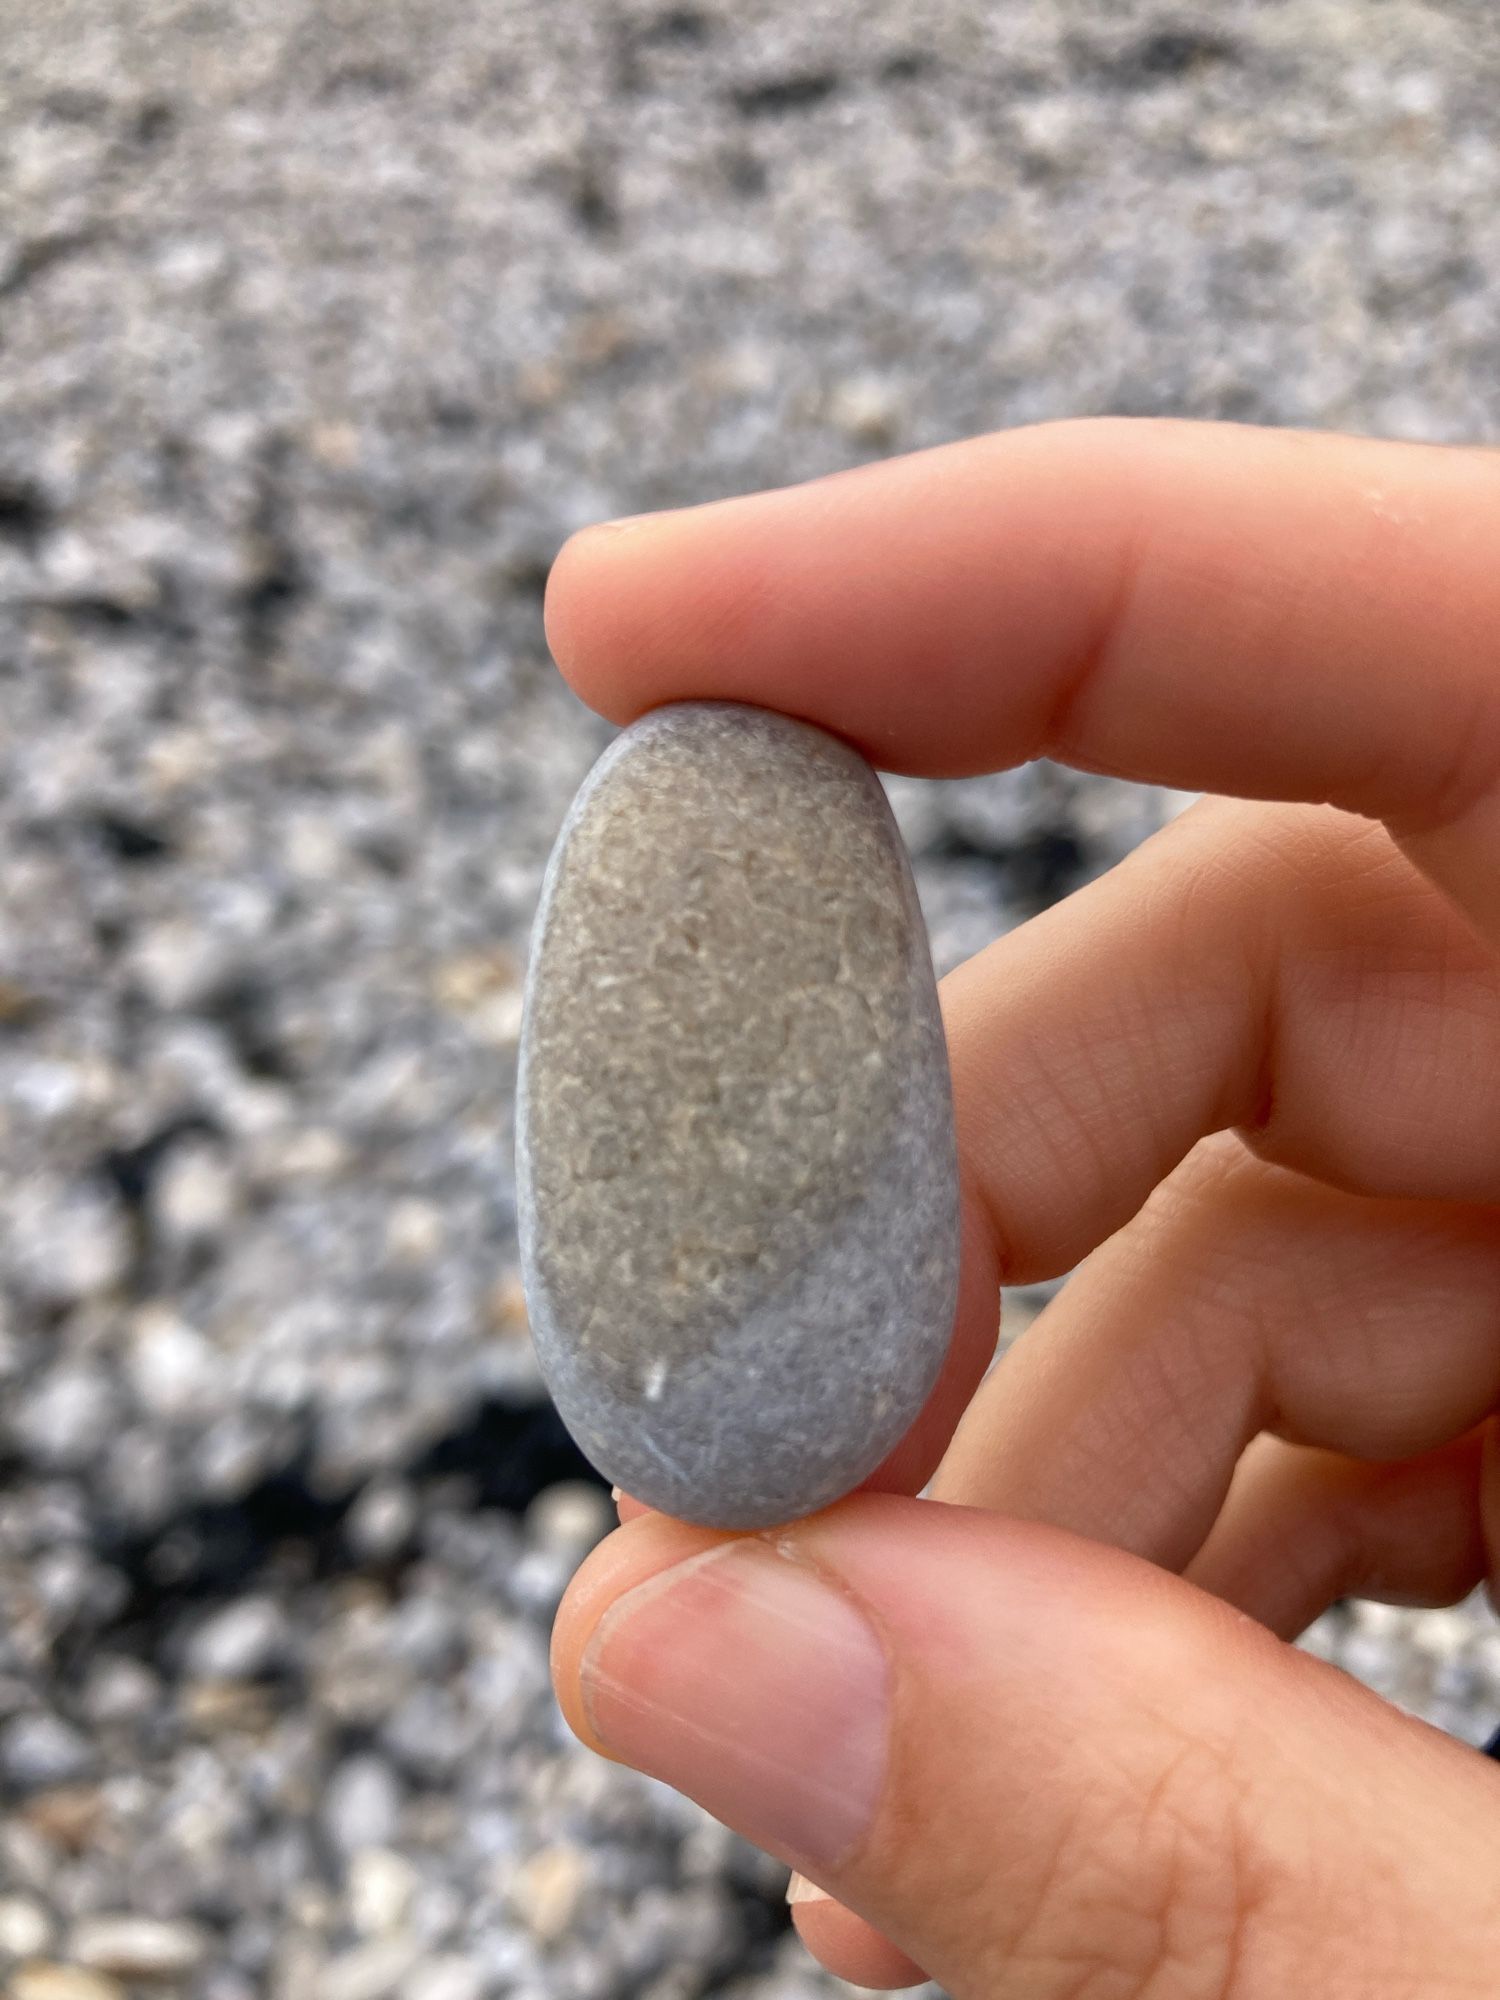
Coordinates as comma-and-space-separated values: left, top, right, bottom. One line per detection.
79, 1657, 162, 1726
825, 373, 902, 446
407, 1959, 485, 2000
185, 1598, 291, 1682
518, 703, 960, 1527
0, 1714, 95, 1792
522, 1481, 615, 1559
343, 1481, 418, 1563
319, 1938, 423, 2000
346, 1848, 417, 1935
149, 1139, 240, 1247
126, 1308, 218, 1420
0, 1895, 54, 1958
383, 1199, 446, 1266
71, 1915, 210, 1982
13, 1365, 119, 1471
510, 1842, 590, 1944
6, 1179, 131, 1310
10, 1968, 124, 2000
18, 1785, 103, 1851
322, 1756, 403, 1855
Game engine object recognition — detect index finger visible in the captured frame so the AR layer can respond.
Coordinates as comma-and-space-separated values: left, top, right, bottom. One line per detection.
545, 419, 1500, 942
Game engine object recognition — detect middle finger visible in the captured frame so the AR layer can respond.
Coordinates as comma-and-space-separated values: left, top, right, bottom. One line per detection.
933, 1136, 1500, 1567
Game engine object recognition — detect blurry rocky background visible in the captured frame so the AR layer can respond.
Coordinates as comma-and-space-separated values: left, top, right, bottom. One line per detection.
2, 1, 1499, 1996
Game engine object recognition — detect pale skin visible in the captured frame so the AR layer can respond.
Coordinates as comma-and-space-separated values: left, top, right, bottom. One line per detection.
544, 420, 1500, 1997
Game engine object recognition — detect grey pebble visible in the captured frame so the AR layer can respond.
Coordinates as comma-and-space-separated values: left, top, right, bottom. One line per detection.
322, 1756, 403, 1856
0, 1713, 95, 1792
519, 703, 960, 1528
185, 1598, 292, 1683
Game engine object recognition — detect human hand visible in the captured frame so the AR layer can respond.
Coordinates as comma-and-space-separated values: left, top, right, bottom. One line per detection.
544, 420, 1500, 1996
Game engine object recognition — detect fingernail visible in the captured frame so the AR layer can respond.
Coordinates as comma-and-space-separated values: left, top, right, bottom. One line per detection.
786, 1872, 831, 1907
579, 1538, 888, 1871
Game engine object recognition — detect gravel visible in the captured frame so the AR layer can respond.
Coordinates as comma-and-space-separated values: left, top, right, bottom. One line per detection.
2, 0, 1500, 1994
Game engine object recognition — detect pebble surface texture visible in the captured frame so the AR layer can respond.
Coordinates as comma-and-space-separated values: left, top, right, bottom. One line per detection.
4, 1, 1500, 1995
520, 704, 959, 1526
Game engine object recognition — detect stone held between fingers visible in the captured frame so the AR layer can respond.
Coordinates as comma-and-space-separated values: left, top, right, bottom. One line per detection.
517, 701, 961, 1528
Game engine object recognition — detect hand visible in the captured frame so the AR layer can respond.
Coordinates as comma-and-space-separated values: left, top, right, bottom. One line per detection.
544, 420, 1500, 1997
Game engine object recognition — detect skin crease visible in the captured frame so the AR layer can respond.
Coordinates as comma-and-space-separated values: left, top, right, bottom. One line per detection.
545, 421, 1500, 1995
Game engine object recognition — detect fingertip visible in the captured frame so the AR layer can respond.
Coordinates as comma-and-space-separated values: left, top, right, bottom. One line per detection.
545, 504, 764, 726
544, 527, 634, 720
549, 1511, 726, 1748
790, 1891, 930, 1990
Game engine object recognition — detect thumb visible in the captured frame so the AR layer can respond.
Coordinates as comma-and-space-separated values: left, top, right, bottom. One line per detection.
552, 1493, 1500, 1999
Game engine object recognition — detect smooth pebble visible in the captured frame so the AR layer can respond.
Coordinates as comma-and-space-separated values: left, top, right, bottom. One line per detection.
518, 703, 959, 1527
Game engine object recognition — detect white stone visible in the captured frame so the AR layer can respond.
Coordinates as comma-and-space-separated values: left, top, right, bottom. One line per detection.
0, 1895, 54, 1958
408, 1958, 486, 2000
522, 1481, 614, 1558
322, 1755, 402, 1854
127, 1308, 217, 1419
151, 1141, 239, 1244
186, 1597, 290, 1681
510, 1843, 588, 1944
347, 1848, 418, 1936
71, 1915, 209, 1981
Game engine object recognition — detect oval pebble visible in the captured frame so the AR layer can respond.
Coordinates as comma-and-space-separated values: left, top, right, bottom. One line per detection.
517, 702, 960, 1528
